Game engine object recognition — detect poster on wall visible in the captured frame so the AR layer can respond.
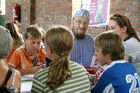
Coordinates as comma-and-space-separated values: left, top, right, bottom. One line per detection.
89, 0, 110, 27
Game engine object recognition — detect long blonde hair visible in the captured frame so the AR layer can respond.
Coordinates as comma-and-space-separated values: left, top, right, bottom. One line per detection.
45, 25, 73, 90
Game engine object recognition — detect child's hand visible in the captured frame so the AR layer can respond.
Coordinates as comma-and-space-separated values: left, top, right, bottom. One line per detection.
37, 63, 46, 68
33, 66, 42, 73
89, 74, 95, 81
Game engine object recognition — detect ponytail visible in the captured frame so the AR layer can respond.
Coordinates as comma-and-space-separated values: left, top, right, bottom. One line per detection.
46, 56, 72, 90
125, 27, 140, 42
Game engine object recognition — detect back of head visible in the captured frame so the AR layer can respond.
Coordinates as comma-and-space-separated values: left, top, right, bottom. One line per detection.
24, 25, 43, 40
74, 9, 90, 19
94, 31, 124, 61
0, 26, 12, 59
45, 25, 73, 90
45, 25, 73, 56
110, 14, 140, 42
5, 22, 19, 39
13, 21, 21, 28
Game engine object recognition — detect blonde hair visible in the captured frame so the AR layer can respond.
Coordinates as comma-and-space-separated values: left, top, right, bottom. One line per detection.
45, 25, 73, 90
95, 32, 124, 61
24, 25, 43, 39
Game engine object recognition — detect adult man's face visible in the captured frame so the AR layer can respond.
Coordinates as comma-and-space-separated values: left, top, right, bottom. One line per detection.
72, 16, 89, 40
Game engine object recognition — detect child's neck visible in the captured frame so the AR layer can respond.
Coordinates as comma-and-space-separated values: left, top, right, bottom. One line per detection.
107, 59, 112, 65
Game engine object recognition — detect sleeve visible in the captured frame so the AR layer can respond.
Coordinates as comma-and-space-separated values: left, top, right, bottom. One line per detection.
123, 40, 140, 61
9, 50, 21, 67
31, 74, 44, 93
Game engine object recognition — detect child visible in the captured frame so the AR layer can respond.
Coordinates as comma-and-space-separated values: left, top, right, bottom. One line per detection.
91, 32, 140, 93
8, 25, 47, 75
109, 14, 140, 75
5, 22, 23, 62
31, 25, 91, 93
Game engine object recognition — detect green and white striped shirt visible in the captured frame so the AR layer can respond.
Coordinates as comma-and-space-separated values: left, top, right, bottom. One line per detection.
31, 61, 91, 93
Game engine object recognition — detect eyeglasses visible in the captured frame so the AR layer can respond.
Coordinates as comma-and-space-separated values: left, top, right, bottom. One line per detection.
113, 14, 127, 26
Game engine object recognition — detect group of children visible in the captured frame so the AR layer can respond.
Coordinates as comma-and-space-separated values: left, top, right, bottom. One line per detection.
0, 10, 140, 93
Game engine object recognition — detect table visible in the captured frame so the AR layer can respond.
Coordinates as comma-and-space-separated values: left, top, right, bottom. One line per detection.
21, 74, 34, 93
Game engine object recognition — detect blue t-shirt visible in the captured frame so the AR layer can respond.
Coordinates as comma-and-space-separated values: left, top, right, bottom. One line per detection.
91, 60, 140, 93
70, 34, 95, 67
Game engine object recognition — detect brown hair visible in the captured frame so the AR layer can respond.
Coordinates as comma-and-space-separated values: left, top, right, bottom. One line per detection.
24, 25, 43, 40
110, 14, 140, 42
45, 25, 73, 90
5, 22, 22, 46
32, 24, 46, 42
94, 32, 124, 61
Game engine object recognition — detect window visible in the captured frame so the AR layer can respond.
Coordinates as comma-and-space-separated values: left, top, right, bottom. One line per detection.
0, 0, 5, 15
72, 0, 110, 27
0, 0, 5, 26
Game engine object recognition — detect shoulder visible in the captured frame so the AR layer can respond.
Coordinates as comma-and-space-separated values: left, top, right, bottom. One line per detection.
15, 46, 24, 53
123, 37, 140, 46
39, 48, 46, 56
33, 68, 48, 81
70, 61, 87, 72
86, 34, 94, 40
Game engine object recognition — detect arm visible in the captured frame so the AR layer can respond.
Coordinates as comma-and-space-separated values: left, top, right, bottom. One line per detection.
16, 66, 42, 76
15, 70, 21, 93
8, 50, 20, 68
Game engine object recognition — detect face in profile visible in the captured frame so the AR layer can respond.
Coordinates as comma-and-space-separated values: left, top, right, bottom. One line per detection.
108, 19, 124, 38
72, 17, 89, 40
94, 46, 111, 66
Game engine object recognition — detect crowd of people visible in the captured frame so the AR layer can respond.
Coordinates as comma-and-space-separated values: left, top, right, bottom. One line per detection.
0, 8, 139, 93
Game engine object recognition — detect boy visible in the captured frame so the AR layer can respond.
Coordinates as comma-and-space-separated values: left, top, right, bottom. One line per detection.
8, 25, 47, 75
91, 32, 140, 93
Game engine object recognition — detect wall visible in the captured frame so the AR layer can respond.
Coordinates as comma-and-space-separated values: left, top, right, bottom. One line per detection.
110, 0, 140, 36
5, 0, 140, 37
5, 0, 72, 34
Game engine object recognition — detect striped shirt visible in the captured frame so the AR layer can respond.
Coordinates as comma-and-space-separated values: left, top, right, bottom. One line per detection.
70, 34, 95, 67
31, 61, 91, 93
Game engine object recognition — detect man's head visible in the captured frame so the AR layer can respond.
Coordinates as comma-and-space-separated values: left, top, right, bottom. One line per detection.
72, 9, 90, 40
0, 26, 12, 59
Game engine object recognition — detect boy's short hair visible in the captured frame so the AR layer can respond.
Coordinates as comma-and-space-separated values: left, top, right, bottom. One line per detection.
24, 26, 43, 39
94, 32, 124, 61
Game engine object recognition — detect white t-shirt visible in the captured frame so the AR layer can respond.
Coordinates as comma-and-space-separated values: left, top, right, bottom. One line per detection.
123, 37, 140, 75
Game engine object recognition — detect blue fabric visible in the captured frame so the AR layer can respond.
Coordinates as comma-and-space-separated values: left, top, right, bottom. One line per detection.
45, 57, 51, 67
74, 9, 90, 19
91, 60, 140, 93
70, 34, 95, 67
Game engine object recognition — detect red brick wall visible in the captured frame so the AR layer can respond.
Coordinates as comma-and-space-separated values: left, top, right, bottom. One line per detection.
5, 0, 31, 33
110, 0, 140, 36
88, 0, 140, 38
5, 0, 72, 34
5, 0, 140, 37
35, 0, 72, 30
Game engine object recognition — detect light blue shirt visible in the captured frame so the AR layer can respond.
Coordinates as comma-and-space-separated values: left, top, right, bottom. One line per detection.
70, 33, 95, 67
